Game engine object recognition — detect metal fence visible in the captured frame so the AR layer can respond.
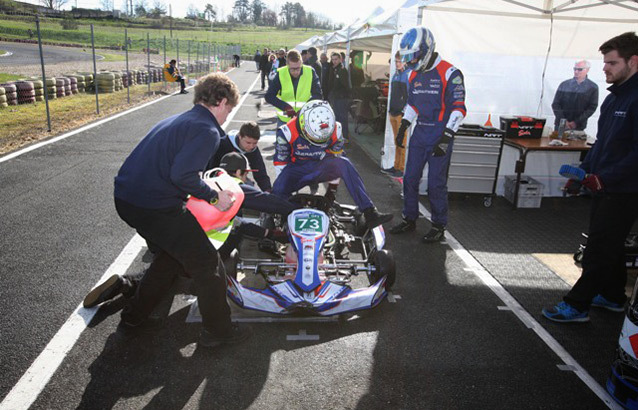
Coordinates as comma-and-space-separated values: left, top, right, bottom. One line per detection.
0, 15, 241, 152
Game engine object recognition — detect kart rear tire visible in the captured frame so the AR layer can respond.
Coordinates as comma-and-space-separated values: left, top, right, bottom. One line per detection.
222, 249, 239, 280
372, 249, 396, 290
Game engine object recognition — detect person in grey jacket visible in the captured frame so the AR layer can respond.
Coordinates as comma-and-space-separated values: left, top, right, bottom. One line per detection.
551, 60, 599, 131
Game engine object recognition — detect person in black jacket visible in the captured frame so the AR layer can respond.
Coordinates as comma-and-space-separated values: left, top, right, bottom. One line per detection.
258, 48, 271, 91
307, 47, 322, 83
326, 52, 351, 139
86, 72, 251, 348
207, 121, 272, 192
543, 31, 638, 323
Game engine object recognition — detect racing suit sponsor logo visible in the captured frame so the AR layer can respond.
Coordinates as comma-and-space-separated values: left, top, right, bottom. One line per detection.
412, 89, 439, 95
452, 76, 463, 85
614, 110, 627, 118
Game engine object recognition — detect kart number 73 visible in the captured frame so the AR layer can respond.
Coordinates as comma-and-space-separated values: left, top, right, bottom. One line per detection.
294, 214, 323, 233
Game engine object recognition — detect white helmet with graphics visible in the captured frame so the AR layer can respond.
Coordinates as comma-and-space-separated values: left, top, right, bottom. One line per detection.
298, 100, 335, 146
399, 26, 436, 72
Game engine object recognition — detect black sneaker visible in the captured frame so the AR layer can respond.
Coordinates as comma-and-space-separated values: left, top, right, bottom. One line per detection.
389, 218, 416, 234
381, 167, 403, 177
422, 226, 445, 243
83, 274, 124, 308
199, 324, 252, 348
363, 208, 394, 229
180, 90, 189, 94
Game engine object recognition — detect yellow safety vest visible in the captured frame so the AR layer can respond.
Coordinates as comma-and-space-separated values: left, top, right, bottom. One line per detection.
163, 63, 177, 82
276, 65, 312, 122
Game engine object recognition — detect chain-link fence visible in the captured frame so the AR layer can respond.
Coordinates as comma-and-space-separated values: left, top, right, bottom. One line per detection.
0, 15, 241, 154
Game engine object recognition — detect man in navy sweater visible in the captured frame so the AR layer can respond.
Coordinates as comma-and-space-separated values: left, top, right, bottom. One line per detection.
543, 32, 638, 323
104, 72, 250, 347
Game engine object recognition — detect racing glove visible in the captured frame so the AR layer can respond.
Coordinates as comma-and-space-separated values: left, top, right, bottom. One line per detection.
395, 119, 411, 148
563, 179, 582, 196
283, 104, 296, 118
582, 174, 604, 193
433, 128, 455, 157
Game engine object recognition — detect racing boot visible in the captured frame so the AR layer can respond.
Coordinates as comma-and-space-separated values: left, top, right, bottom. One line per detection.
324, 183, 339, 205
422, 223, 446, 243
363, 207, 394, 229
389, 217, 416, 234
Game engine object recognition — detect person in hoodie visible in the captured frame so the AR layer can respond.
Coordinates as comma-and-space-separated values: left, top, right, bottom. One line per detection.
207, 121, 272, 192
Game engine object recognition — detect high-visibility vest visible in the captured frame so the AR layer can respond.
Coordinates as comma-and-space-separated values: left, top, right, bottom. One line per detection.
276, 65, 312, 123
163, 63, 177, 82
205, 176, 243, 250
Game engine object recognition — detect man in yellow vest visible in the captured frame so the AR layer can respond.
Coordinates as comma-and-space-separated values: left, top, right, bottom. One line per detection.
163, 59, 187, 94
265, 49, 322, 127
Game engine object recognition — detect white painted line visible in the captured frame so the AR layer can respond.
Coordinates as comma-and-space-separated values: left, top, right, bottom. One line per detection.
497, 306, 512, 311
0, 234, 145, 410
0, 65, 242, 165
417, 203, 621, 410
0, 68, 257, 410
287, 330, 320, 341
558, 364, 578, 371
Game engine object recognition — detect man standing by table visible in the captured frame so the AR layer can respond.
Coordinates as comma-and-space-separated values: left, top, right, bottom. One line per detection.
552, 59, 599, 132
389, 26, 466, 243
543, 32, 638, 323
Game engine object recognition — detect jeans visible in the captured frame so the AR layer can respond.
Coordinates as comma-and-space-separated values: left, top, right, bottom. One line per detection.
114, 198, 232, 334
331, 98, 350, 138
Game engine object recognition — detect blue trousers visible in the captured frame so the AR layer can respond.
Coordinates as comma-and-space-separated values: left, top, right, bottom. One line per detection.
272, 157, 373, 211
331, 98, 350, 138
402, 144, 453, 226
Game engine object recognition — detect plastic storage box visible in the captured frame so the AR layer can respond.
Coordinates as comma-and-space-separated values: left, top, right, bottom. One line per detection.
500, 116, 546, 139
504, 175, 543, 208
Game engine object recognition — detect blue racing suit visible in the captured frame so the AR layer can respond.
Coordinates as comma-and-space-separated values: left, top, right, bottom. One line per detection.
401, 55, 466, 226
272, 118, 375, 211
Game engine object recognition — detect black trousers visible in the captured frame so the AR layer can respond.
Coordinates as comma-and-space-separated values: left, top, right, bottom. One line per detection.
115, 198, 232, 334
260, 70, 268, 90
177, 77, 185, 91
565, 193, 638, 311
330, 98, 350, 138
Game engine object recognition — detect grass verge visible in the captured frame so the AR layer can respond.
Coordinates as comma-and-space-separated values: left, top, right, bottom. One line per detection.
0, 72, 23, 82
0, 82, 180, 155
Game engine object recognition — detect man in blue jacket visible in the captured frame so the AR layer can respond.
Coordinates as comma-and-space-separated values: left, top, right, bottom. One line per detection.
543, 32, 638, 323
104, 72, 251, 347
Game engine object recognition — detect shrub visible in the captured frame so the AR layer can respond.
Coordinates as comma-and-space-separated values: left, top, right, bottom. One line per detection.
60, 19, 79, 30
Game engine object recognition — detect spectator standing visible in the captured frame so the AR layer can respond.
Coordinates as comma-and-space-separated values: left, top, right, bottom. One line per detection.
265, 49, 322, 127
320, 52, 331, 94
552, 60, 599, 131
254, 49, 261, 70
543, 32, 638, 323
258, 49, 271, 91
108, 72, 251, 347
389, 27, 467, 243
308, 47, 323, 83
326, 52, 351, 140
277, 49, 287, 68
349, 51, 366, 89
382, 52, 410, 177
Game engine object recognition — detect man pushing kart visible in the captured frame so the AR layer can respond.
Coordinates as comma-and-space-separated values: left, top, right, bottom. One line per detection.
272, 100, 393, 230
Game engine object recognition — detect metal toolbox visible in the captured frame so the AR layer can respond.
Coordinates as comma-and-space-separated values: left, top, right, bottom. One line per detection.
447, 125, 505, 207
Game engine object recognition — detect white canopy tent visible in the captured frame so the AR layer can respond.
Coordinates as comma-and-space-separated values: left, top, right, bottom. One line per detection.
297, 0, 638, 197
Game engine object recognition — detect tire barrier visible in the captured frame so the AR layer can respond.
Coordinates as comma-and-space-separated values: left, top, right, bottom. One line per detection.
1, 83, 17, 105
55, 78, 66, 97
31, 80, 44, 102
113, 72, 123, 91
96, 72, 115, 94
0, 86, 6, 108
15, 81, 36, 105
62, 77, 71, 96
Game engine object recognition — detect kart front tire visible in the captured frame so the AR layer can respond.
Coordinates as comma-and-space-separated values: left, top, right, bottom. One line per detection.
372, 249, 396, 290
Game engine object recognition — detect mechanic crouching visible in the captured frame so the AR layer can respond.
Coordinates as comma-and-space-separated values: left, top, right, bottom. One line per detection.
272, 100, 393, 230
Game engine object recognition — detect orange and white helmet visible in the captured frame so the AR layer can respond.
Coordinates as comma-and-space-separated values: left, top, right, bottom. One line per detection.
298, 100, 335, 146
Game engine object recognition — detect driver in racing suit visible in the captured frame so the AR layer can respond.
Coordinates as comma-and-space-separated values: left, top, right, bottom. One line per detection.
390, 26, 467, 243
272, 100, 393, 230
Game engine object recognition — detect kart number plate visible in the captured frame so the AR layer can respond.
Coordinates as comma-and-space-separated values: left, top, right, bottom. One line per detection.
294, 214, 323, 234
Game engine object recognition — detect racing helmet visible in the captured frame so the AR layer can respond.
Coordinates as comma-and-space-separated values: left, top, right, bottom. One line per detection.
298, 100, 335, 146
399, 27, 436, 71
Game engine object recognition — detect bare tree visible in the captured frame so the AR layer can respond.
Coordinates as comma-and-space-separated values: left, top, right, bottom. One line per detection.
100, 0, 114, 11
261, 8, 277, 26
39, 0, 69, 10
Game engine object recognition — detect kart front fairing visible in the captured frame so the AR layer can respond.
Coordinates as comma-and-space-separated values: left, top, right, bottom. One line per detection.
226, 205, 393, 316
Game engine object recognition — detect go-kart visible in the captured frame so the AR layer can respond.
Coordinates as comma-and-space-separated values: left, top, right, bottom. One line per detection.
224, 194, 396, 316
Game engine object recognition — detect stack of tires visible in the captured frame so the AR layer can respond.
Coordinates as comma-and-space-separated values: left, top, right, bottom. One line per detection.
72, 74, 86, 93
15, 81, 36, 105
44, 78, 56, 99
113, 72, 123, 91
0, 86, 6, 108
2, 83, 18, 106
55, 78, 66, 98
62, 77, 71, 96
32, 80, 44, 102
96, 72, 115, 94
78, 72, 94, 92
65, 76, 78, 94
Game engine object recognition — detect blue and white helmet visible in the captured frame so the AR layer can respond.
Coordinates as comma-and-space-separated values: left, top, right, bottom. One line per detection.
399, 27, 436, 71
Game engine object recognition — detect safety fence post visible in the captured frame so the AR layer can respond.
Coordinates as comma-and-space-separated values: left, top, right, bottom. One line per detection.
187, 40, 191, 81
163, 35, 167, 89
125, 28, 130, 104
91, 24, 99, 115
147, 33, 151, 94
35, 16, 51, 132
